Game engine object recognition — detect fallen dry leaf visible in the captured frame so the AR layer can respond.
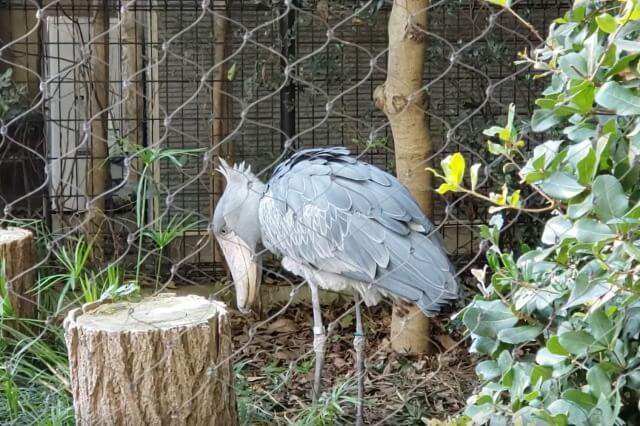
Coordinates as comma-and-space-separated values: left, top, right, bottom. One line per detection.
265, 318, 298, 334
436, 334, 458, 351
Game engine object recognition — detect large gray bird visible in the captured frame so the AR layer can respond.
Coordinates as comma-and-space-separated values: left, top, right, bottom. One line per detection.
212, 147, 457, 423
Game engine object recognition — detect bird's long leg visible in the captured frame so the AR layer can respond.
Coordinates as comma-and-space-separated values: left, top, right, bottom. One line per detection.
309, 282, 325, 402
353, 291, 365, 426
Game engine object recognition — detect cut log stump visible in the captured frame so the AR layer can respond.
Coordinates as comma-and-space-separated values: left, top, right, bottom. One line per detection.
0, 227, 36, 319
64, 294, 238, 426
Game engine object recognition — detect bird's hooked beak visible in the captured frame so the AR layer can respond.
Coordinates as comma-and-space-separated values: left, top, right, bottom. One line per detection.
215, 231, 262, 314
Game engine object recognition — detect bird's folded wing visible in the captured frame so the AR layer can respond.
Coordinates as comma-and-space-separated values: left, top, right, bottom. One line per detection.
260, 148, 458, 315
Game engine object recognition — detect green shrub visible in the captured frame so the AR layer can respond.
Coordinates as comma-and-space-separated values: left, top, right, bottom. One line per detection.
433, 0, 640, 424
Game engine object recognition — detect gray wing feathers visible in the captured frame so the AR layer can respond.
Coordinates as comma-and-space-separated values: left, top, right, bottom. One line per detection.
261, 148, 458, 316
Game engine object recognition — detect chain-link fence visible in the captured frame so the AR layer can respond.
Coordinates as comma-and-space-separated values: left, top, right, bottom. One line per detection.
0, 0, 568, 424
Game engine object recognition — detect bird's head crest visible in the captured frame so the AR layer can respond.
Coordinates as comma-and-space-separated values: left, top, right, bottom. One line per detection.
216, 158, 253, 181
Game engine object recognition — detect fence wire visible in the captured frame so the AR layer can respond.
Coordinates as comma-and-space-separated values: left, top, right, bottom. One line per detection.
0, 0, 569, 424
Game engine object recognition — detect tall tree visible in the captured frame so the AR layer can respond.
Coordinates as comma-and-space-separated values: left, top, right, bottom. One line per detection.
374, 0, 433, 354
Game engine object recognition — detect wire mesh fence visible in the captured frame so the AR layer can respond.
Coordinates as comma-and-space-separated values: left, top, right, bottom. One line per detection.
0, 0, 570, 424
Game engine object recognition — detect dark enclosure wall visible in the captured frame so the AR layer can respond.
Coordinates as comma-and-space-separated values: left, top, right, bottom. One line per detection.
0, 0, 569, 280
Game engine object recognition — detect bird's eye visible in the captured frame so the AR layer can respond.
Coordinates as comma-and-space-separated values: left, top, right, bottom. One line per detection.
220, 226, 228, 235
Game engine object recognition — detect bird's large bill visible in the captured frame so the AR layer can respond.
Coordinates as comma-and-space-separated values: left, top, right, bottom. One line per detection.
216, 232, 261, 314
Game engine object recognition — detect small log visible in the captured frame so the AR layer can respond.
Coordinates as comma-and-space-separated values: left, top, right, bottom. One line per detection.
0, 227, 36, 319
64, 294, 238, 426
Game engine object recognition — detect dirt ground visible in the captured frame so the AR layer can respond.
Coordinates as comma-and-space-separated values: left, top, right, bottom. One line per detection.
229, 295, 478, 425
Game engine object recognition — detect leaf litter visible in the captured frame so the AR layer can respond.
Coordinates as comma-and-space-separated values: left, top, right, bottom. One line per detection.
230, 296, 478, 425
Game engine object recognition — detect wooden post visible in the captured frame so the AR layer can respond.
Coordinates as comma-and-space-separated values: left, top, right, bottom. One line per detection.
0, 228, 36, 320
84, 0, 111, 261
121, 5, 144, 188
210, 0, 232, 265
374, 0, 432, 355
63, 294, 238, 425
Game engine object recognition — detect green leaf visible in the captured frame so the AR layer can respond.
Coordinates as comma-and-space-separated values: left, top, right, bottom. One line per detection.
536, 348, 566, 366
499, 127, 511, 142
596, 13, 617, 33
624, 200, 640, 219
624, 242, 640, 261
564, 138, 593, 166
436, 183, 456, 195
594, 394, 615, 426
531, 365, 552, 386
559, 331, 595, 356
576, 148, 597, 185
538, 172, 586, 200
476, 360, 501, 381
565, 123, 597, 142
558, 52, 588, 80
566, 275, 611, 309
485, 0, 510, 7
548, 399, 588, 425
226, 63, 237, 81
510, 365, 530, 402
483, 125, 505, 137
592, 175, 629, 221
567, 195, 593, 219
561, 389, 597, 409
463, 300, 518, 338
542, 216, 574, 245
487, 141, 506, 156
449, 153, 465, 187
497, 325, 543, 344
440, 153, 466, 191
470, 163, 481, 191
470, 336, 499, 355
588, 309, 616, 344
605, 53, 638, 78
571, 81, 595, 113
583, 33, 603, 75
573, 218, 615, 243
614, 39, 640, 53
547, 335, 570, 356
531, 109, 562, 132
587, 365, 612, 399
595, 81, 640, 116
497, 350, 513, 374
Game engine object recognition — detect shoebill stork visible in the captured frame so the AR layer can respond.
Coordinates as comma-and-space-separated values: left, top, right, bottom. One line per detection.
212, 147, 458, 422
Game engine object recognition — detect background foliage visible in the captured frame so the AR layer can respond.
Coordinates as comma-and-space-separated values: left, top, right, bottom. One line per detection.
435, 0, 640, 424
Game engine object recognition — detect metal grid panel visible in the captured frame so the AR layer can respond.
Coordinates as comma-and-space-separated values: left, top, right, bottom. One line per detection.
1, 0, 569, 275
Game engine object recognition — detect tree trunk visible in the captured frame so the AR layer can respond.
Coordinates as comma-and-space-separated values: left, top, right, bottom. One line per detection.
63, 294, 238, 425
374, 0, 432, 355
0, 227, 36, 320
84, 0, 110, 262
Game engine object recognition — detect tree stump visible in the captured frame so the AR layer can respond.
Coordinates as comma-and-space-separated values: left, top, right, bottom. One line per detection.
63, 294, 238, 426
0, 227, 36, 319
